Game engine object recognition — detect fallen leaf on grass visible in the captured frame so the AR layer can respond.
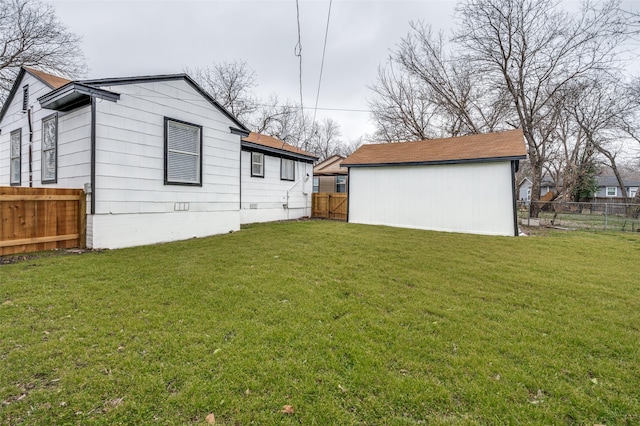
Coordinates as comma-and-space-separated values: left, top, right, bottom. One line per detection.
106, 397, 124, 407
591, 378, 598, 384
281, 405, 294, 414
205, 413, 216, 424
338, 384, 347, 393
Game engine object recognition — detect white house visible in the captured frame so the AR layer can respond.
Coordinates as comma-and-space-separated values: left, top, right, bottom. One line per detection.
240, 132, 317, 224
342, 129, 528, 236
0, 67, 314, 249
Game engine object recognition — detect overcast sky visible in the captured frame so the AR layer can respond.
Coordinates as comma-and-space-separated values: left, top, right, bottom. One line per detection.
49, 0, 640, 144
48, 0, 460, 141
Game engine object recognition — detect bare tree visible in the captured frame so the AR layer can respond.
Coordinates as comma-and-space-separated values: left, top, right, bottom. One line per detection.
368, 63, 437, 142
565, 78, 637, 200
307, 118, 342, 161
186, 60, 258, 123
250, 94, 313, 149
454, 0, 634, 215
368, 23, 512, 143
0, 0, 86, 102
339, 136, 363, 157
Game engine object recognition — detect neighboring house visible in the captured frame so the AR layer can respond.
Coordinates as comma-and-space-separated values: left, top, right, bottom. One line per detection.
240, 132, 317, 224
517, 176, 557, 202
313, 154, 347, 193
342, 129, 527, 236
593, 176, 639, 199
0, 67, 312, 249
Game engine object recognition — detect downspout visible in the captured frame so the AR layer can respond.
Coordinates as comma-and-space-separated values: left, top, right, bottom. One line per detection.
27, 109, 33, 187
511, 160, 518, 236
285, 161, 308, 220
90, 97, 96, 215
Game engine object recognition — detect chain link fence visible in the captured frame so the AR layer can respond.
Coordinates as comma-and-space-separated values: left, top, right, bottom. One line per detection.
517, 200, 640, 232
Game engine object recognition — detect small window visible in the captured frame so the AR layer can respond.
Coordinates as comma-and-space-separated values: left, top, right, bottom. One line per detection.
629, 188, 637, 198
251, 152, 264, 177
336, 176, 346, 193
281, 158, 295, 181
165, 118, 202, 186
10, 130, 21, 185
526, 188, 531, 201
42, 114, 57, 183
313, 177, 319, 193
606, 186, 617, 197
22, 85, 29, 111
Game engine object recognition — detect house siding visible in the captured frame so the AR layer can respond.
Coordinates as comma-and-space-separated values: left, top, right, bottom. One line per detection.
595, 186, 639, 198
348, 161, 516, 236
87, 79, 241, 248
240, 149, 313, 224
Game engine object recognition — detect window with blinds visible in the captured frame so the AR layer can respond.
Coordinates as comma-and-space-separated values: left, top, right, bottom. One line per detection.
10, 130, 21, 185
42, 114, 57, 183
251, 152, 264, 177
165, 118, 202, 185
281, 158, 295, 181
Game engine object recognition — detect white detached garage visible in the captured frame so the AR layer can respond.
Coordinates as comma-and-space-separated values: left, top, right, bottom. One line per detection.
342, 129, 527, 236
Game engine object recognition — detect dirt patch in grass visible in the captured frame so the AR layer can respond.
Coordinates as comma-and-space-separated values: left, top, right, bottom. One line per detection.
0, 249, 100, 266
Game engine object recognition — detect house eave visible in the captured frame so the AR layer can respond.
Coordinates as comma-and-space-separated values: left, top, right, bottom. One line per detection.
342, 155, 527, 168
38, 83, 120, 111
241, 141, 318, 163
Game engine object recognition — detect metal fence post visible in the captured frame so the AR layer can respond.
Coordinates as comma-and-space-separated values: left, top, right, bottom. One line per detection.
604, 203, 608, 231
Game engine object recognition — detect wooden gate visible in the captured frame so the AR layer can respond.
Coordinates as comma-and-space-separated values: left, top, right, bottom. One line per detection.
0, 187, 86, 256
312, 193, 348, 221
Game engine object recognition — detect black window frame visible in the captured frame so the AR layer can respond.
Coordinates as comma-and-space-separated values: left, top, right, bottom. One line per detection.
164, 117, 203, 186
280, 158, 295, 181
251, 152, 265, 178
41, 113, 58, 184
10, 129, 21, 186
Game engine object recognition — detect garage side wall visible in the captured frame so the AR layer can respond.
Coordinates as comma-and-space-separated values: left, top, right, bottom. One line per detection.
348, 162, 516, 236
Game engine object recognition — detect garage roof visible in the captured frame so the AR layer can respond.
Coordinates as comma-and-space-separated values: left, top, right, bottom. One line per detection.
342, 129, 527, 167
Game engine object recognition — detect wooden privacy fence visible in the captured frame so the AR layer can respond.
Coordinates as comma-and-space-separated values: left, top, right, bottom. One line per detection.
312, 193, 348, 221
0, 187, 86, 256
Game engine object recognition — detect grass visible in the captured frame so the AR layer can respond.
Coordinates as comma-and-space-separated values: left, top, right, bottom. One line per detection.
1, 220, 639, 425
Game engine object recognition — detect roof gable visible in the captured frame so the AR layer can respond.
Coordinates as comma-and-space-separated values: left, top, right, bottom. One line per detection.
343, 129, 527, 167
80, 74, 248, 132
24, 67, 71, 89
0, 67, 74, 123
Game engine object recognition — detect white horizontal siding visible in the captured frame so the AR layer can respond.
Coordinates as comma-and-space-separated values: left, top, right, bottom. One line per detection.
0, 73, 90, 188
239, 150, 313, 224
93, 79, 241, 218
348, 162, 516, 236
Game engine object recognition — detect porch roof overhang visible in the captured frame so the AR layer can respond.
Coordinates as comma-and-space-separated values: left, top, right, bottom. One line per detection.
38, 83, 120, 111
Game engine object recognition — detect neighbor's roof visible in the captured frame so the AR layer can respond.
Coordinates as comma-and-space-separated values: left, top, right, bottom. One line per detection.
24, 67, 72, 89
242, 132, 318, 161
596, 176, 640, 187
342, 129, 527, 167
314, 155, 347, 176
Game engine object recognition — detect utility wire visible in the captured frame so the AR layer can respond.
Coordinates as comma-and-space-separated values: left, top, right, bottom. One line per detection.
294, 0, 305, 144
312, 0, 333, 125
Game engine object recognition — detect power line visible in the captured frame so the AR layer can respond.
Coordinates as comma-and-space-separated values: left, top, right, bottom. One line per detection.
294, 0, 304, 123
312, 0, 333, 125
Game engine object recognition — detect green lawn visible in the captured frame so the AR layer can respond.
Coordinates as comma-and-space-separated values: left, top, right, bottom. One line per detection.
1, 221, 639, 425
